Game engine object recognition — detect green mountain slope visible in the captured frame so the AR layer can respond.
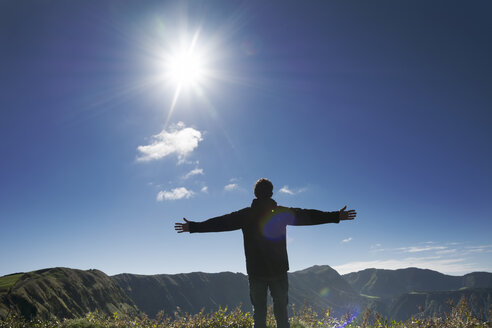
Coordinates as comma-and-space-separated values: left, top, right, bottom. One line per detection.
0, 267, 139, 320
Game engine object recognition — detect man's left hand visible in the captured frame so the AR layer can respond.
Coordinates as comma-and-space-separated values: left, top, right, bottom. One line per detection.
339, 206, 356, 221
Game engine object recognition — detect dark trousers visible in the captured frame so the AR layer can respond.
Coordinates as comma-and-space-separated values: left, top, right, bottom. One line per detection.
248, 273, 289, 328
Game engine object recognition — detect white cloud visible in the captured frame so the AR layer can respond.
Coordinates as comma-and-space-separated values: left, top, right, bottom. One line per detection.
463, 245, 492, 254
279, 186, 295, 195
224, 183, 238, 191
201, 186, 208, 193
137, 122, 203, 163
156, 187, 194, 201
183, 168, 204, 179
342, 237, 353, 243
398, 246, 448, 253
279, 185, 307, 195
465, 244, 492, 250
436, 249, 457, 255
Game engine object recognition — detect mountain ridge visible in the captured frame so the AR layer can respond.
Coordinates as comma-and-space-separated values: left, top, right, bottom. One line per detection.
343, 267, 492, 299
1, 265, 491, 321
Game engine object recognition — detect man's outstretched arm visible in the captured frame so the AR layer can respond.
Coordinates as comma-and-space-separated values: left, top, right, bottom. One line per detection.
174, 208, 249, 233
290, 205, 356, 226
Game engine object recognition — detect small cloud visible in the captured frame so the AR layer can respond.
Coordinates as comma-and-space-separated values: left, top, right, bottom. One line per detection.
399, 246, 447, 253
465, 244, 492, 250
183, 168, 204, 179
156, 187, 194, 201
201, 186, 208, 193
278, 185, 307, 195
342, 237, 353, 243
224, 183, 238, 191
137, 122, 203, 163
279, 186, 294, 195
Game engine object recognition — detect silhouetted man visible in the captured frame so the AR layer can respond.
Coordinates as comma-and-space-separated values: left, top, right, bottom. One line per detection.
175, 178, 356, 328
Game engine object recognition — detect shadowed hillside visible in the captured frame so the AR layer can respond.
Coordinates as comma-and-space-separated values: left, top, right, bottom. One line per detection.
112, 271, 251, 318
343, 268, 459, 298
0, 267, 139, 320
288, 265, 361, 317
343, 267, 492, 320
112, 265, 361, 318
343, 267, 492, 298
389, 288, 492, 321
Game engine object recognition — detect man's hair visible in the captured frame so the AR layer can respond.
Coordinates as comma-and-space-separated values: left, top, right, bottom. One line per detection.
254, 178, 273, 199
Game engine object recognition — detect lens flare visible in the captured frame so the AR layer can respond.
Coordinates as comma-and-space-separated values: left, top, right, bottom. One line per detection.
259, 208, 296, 241
320, 287, 330, 297
336, 311, 358, 328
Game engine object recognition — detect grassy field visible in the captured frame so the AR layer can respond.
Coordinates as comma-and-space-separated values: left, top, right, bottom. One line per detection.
0, 297, 490, 328
0, 274, 22, 293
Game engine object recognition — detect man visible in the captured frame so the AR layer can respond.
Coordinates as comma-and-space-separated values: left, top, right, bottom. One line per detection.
175, 178, 356, 328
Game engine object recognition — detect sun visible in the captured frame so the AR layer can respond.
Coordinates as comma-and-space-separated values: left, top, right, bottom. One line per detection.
163, 31, 207, 89
153, 28, 217, 125
167, 51, 205, 87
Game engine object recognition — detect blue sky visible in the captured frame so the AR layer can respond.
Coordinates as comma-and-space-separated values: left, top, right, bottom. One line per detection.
1, 1, 491, 277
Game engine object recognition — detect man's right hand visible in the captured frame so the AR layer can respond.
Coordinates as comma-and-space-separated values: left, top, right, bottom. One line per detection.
174, 218, 190, 233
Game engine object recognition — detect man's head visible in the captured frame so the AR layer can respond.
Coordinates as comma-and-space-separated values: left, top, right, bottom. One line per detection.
254, 178, 273, 199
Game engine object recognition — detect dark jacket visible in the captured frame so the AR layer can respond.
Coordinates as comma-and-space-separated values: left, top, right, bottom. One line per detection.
189, 198, 340, 278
